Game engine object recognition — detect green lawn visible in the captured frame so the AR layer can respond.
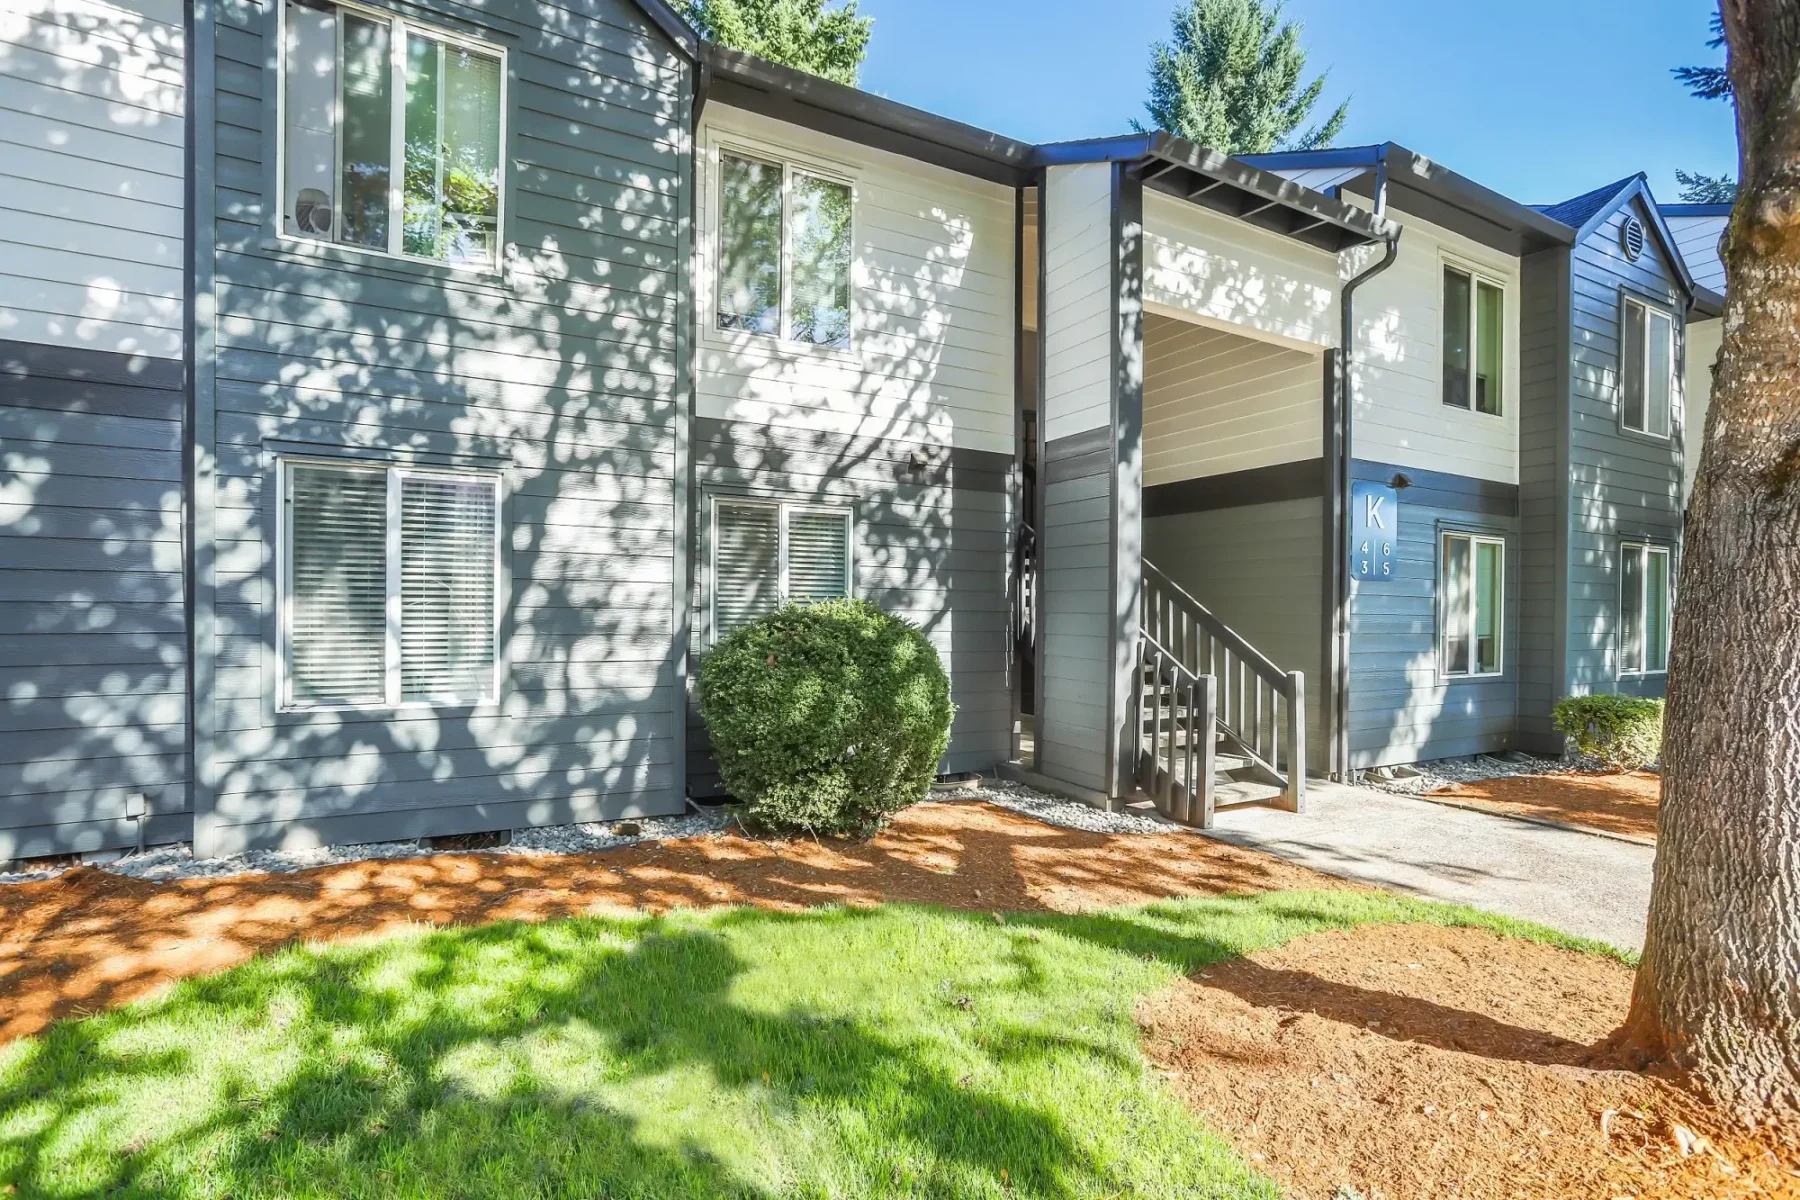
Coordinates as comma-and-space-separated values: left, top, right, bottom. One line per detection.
0, 889, 1623, 1199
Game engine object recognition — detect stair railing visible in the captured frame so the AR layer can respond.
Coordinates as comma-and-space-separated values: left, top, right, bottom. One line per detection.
1134, 631, 1216, 827
1140, 560, 1305, 812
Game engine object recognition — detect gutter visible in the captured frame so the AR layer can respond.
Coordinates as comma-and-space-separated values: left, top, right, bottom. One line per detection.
1325, 159, 1402, 781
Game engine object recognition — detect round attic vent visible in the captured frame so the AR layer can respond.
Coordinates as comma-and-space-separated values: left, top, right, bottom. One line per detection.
1621, 214, 1646, 262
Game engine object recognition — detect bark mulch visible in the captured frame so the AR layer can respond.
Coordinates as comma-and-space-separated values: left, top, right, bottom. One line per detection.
0, 799, 1334, 1044
1429, 770, 1661, 841
1141, 922, 1800, 1200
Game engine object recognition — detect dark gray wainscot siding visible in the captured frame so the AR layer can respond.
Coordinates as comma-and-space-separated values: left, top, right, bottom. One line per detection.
686, 418, 1013, 796
196, 0, 691, 852
1035, 426, 1114, 796
0, 341, 191, 857
1347, 460, 1521, 768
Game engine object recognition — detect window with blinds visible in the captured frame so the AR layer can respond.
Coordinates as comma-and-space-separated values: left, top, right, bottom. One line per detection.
282, 461, 500, 708
712, 499, 852, 639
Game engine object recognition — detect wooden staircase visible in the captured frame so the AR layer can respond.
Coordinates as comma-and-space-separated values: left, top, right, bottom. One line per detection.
1135, 560, 1305, 828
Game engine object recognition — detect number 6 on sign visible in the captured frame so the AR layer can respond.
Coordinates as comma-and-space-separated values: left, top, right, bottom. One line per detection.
1350, 481, 1399, 583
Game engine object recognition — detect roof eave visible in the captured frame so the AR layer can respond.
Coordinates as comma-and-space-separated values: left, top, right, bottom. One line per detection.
630, 0, 698, 60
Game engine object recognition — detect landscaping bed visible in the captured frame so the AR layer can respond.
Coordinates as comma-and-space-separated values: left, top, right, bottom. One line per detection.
1143, 922, 1797, 1199
1427, 770, 1661, 842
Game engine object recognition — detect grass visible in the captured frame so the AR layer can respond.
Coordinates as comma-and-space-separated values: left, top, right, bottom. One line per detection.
0, 889, 1626, 1199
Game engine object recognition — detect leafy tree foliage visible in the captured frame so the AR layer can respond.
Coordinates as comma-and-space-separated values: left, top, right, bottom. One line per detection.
1135, 0, 1347, 154
1674, 13, 1735, 201
675, 0, 871, 86
1675, 169, 1738, 204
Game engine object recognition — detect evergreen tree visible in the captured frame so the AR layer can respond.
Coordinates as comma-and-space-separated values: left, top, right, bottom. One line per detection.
675, 0, 871, 86
1673, 12, 1736, 201
1135, 0, 1346, 155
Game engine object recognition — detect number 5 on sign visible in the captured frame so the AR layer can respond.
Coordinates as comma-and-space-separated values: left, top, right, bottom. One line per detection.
1350, 481, 1399, 583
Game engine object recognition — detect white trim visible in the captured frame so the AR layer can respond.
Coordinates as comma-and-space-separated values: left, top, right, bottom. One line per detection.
277, 455, 503, 712
1439, 257, 1507, 419
708, 495, 855, 644
1619, 541, 1673, 677
1621, 296, 1675, 440
275, 0, 508, 274
706, 131, 859, 356
1438, 530, 1506, 679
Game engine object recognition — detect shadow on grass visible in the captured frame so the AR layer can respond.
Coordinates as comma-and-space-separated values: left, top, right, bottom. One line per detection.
0, 890, 1603, 1198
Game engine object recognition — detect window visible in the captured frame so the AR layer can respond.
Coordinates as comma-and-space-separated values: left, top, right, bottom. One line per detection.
282, 0, 505, 268
1440, 532, 1504, 677
716, 151, 853, 348
1620, 542, 1672, 675
1621, 298, 1674, 437
712, 498, 852, 638
1442, 265, 1504, 415
281, 460, 499, 708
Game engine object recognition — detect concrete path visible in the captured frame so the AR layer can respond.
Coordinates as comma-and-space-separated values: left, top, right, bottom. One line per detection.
1203, 781, 1654, 951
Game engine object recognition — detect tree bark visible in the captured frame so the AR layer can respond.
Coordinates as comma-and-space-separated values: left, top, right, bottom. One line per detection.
1620, 0, 1800, 1120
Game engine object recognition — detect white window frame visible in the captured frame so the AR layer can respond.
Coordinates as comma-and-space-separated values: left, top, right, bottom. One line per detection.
277, 457, 503, 712
1619, 541, 1673, 677
708, 496, 854, 643
1438, 530, 1506, 679
1440, 259, 1507, 418
274, 0, 509, 273
709, 137, 858, 353
1621, 296, 1675, 439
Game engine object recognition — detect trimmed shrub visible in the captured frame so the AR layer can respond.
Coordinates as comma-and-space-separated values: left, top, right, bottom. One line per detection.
1551, 694, 1664, 771
699, 598, 954, 836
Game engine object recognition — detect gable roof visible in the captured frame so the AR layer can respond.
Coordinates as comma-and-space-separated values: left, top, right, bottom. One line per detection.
1534, 175, 1639, 229
1239, 143, 1572, 256
1533, 175, 1716, 313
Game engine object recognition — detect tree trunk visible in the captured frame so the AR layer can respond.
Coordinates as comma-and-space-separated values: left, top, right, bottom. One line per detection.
1620, 0, 1800, 1120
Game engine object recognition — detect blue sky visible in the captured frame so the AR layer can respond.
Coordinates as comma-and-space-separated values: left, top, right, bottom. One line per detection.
852, 0, 1736, 206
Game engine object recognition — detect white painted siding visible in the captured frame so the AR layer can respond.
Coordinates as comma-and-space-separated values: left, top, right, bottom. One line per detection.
1039, 162, 1113, 444
0, 0, 184, 359
1666, 213, 1728, 293
1346, 203, 1522, 484
694, 104, 1015, 456
1684, 315, 1722, 501
1265, 165, 1366, 195
1142, 312, 1321, 485
1143, 189, 1339, 352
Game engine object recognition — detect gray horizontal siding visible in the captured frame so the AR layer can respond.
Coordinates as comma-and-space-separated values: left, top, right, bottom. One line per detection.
686, 417, 1014, 796
197, 0, 690, 852
1036, 426, 1112, 794
1517, 246, 1569, 751
1143, 498, 1326, 770
1347, 460, 1521, 768
0, 339, 190, 858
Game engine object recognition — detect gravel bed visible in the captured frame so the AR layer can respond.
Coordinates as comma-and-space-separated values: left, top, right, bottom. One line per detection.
959, 776, 1181, 835
0, 808, 735, 887
0, 778, 1176, 888
1358, 752, 1580, 797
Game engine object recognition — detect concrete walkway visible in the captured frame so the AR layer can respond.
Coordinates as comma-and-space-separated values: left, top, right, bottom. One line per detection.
1203, 781, 1654, 951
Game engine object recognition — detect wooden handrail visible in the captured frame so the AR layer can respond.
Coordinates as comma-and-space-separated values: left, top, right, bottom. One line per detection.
1143, 559, 1290, 693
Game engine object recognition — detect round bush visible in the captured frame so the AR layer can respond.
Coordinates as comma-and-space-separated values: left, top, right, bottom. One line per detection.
1552, 694, 1664, 771
699, 597, 954, 836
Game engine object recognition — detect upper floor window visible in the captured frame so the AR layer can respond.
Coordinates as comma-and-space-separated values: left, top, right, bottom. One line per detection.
1620, 542, 1672, 676
1442, 265, 1504, 415
716, 152, 853, 349
282, 0, 505, 269
1621, 298, 1674, 438
1440, 531, 1504, 678
281, 460, 500, 709
712, 498, 852, 639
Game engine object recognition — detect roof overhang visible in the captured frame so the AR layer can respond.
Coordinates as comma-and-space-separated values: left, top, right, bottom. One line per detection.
628, 0, 698, 60
1691, 284, 1726, 318
1244, 144, 1573, 257
1035, 133, 1396, 253
700, 45, 1037, 186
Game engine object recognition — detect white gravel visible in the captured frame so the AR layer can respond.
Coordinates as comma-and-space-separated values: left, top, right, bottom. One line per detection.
0, 777, 1186, 888
1356, 751, 1578, 797
958, 776, 1182, 835
0, 808, 735, 887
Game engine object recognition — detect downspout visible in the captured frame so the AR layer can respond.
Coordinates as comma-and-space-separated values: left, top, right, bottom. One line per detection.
1328, 159, 1400, 781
